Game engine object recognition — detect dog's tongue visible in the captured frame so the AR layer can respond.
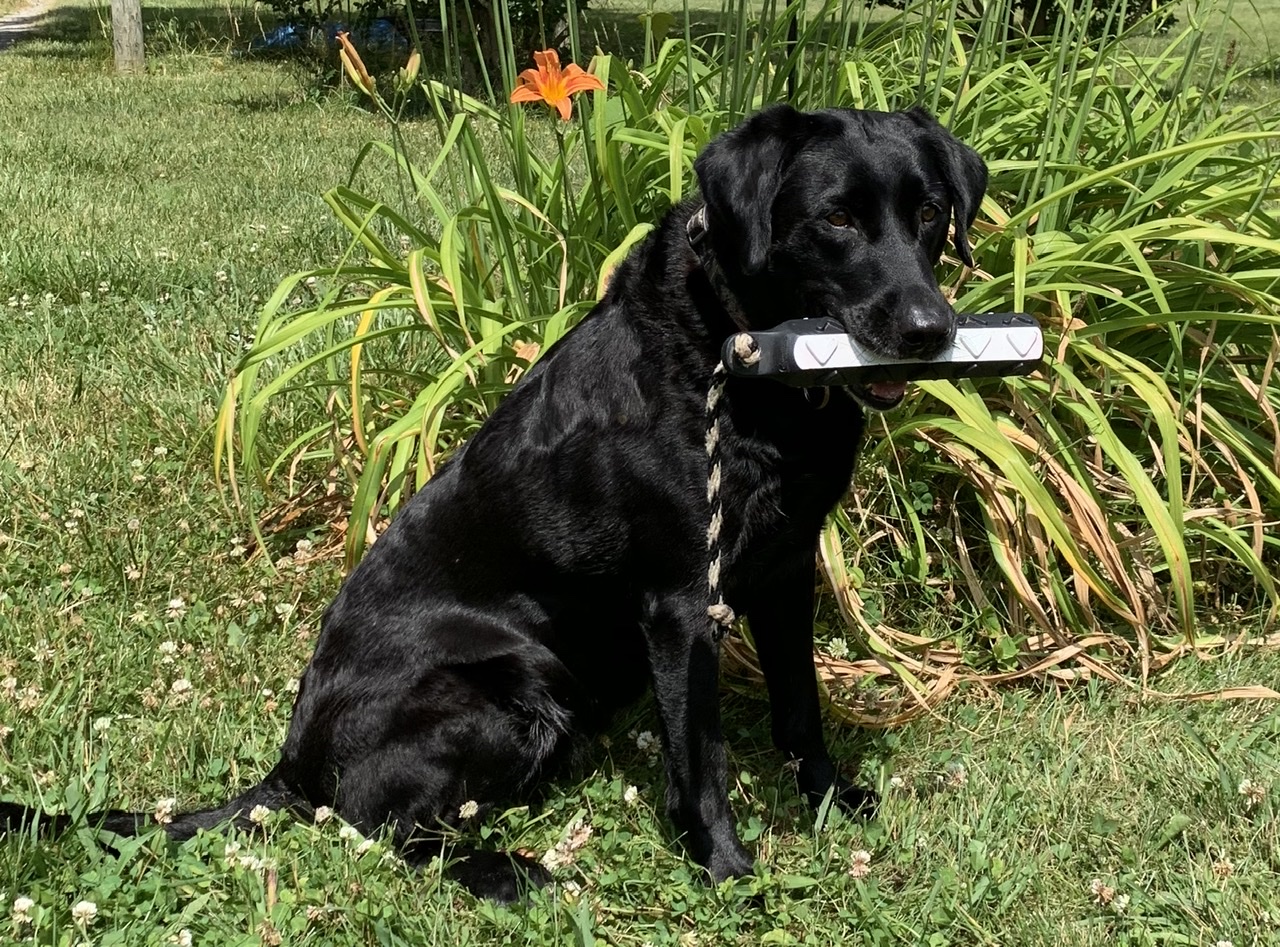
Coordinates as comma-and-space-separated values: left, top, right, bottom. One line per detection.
868, 381, 908, 402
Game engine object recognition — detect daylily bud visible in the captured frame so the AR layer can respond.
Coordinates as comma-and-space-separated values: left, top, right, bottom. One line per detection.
336, 32, 376, 98
398, 49, 422, 92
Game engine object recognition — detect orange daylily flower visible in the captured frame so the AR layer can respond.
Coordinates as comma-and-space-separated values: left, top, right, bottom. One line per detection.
510, 49, 604, 121
336, 32, 375, 98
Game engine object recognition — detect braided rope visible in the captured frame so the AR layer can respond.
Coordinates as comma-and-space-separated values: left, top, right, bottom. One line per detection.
704, 334, 760, 641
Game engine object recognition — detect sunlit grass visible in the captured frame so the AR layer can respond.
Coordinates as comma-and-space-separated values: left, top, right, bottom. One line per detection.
1, 1, 1277, 943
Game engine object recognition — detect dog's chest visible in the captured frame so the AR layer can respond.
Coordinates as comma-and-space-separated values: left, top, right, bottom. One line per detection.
716, 387, 863, 567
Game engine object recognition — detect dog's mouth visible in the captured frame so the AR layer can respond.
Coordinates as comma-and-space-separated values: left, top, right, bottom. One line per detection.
829, 315, 910, 411
848, 380, 908, 412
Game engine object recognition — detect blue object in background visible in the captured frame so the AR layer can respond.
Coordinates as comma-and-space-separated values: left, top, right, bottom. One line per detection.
245, 18, 408, 54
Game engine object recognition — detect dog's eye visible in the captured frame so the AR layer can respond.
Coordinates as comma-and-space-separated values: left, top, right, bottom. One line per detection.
826, 210, 851, 228
921, 204, 940, 223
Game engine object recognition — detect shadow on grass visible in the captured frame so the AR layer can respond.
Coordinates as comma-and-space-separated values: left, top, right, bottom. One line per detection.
12, 1, 292, 57
9, 0, 749, 80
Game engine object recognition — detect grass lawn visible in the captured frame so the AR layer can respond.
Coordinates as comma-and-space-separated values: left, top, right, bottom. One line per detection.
1, 2, 1278, 945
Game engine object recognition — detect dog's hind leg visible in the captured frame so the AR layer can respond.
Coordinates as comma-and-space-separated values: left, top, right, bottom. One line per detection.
403, 842, 552, 904
326, 651, 574, 902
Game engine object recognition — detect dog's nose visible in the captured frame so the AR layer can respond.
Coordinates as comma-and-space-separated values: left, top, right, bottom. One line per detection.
900, 305, 955, 358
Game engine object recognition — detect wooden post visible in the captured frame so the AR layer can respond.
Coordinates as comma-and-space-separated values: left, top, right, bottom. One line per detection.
111, 0, 144, 73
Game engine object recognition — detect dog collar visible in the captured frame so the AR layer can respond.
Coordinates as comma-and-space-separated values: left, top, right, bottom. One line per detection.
686, 205, 752, 333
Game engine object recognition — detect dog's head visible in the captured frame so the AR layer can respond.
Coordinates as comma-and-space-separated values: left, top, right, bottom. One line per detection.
693, 104, 987, 410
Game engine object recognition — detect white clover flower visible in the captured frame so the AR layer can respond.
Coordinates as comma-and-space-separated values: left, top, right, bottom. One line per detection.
71, 900, 98, 927
826, 637, 850, 659
1215, 941, 1233, 947
249, 804, 271, 825
541, 846, 572, 871
126, 565, 143, 581
1238, 778, 1266, 809
623, 785, 639, 805
1089, 878, 1115, 905
0, 724, 13, 740
126, 516, 141, 531
173, 929, 194, 947
313, 805, 333, 825
154, 797, 177, 825
338, 824, 361, 842
92, 716, 112, 735
849, 849, 873, 879
459, 800, 479, 820
11, 896, 35, 925
354, 838, 375, 857
16, 685, 41, 712
540, 819, 592, 872
1112, 893, 1130, 914
944, 761, 968, 788
170, 678, 193, 696
634, 730, 659, 754
159, 639, 179, 657
166, 597, 186, 619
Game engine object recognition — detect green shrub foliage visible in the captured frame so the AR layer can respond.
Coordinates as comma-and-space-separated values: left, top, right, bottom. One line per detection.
219, 0, 1280, 703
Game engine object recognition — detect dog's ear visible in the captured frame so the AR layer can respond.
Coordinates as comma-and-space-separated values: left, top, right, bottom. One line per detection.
694, 104, 807, 276
907, 106, 988, 267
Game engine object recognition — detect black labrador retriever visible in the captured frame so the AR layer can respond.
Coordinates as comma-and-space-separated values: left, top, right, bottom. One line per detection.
1, 103, 986, 902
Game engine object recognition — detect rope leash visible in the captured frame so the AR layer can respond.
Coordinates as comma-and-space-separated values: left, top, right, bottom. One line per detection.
704, 334, 760, 641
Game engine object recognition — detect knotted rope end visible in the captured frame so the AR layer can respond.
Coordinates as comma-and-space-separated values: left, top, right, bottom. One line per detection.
730, 332, 760, 367
707, 603, 736, 627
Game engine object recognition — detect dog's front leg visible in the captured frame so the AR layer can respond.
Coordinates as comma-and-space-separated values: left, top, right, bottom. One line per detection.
646, 591, 754, 882
748, 552, 878, 816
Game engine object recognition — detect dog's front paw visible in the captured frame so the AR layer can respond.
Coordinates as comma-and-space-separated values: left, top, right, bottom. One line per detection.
830, 778, 878, 818
707, 841, 755, 883
798, 763, 879, 819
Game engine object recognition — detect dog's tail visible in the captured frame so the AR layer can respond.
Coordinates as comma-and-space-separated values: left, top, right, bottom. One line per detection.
0, 763, 307, 842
